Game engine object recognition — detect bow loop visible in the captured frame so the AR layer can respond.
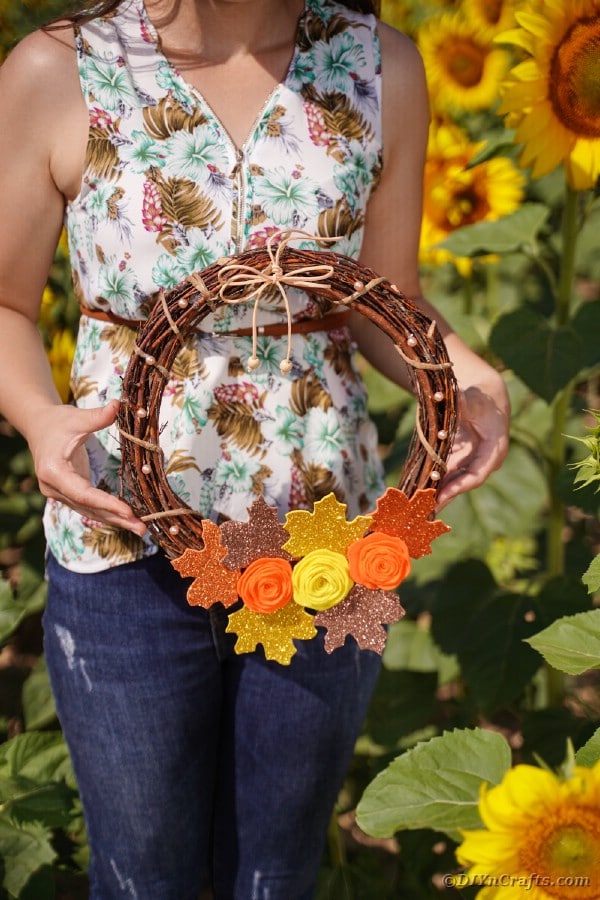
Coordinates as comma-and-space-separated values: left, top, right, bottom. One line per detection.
213, 230, 340, 374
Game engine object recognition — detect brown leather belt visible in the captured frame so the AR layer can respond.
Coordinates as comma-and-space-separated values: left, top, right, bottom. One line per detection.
78, 304, 351, 337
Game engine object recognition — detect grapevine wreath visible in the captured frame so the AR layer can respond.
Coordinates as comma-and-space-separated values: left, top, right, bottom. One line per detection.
118, 231, 458, 664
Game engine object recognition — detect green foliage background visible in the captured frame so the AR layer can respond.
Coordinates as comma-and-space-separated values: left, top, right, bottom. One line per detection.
1, 1, 600, 897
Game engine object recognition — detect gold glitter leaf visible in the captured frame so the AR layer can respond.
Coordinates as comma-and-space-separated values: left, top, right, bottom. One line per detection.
371, 487, 450, 559
226, 603, 317, 665
171, 520, 239, 608
283, 492, 372, 557
314, 585, 405, 655
220, 496, 293, 570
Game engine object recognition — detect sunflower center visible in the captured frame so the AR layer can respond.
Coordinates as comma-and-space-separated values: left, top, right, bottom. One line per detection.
549, 16, 600, 138
441, 39, 485, 88
482, 0, 503, 26
518, 806, 600, 898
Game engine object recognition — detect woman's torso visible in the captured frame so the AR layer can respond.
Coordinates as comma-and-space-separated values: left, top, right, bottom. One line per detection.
44, 0, 387, 572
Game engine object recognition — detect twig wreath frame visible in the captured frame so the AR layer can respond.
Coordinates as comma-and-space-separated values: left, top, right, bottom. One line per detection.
117, 233, 460, 662
118, 234, 458, 561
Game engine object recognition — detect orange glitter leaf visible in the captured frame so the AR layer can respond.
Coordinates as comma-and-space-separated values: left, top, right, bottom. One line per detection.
226, 603, 317, 665
171, 520, 239, 609
283, 492, 372, 557
370, 487, 450, 559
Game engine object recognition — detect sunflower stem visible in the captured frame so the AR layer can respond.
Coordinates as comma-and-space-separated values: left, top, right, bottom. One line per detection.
546, 187, 579, 580
485, 260, 499, 321
544, 187, 580, 708
462, 270, 474, 316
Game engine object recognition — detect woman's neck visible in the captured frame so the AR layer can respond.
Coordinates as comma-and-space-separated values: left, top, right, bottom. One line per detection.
144, 0, 305, 63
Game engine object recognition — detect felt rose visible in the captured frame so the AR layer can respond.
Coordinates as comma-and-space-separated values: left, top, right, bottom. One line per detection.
237, 557, 294, 614
347, 533, 411, 591
292, 549, 354, 611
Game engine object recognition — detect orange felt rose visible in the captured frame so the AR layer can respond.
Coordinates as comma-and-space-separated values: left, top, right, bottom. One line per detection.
346, 533, 411, 591
237, 557, 294, 614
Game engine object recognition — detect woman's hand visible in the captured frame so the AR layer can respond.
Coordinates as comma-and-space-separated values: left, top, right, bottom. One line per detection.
28, 399, 147, 536
435, 374, 511, 510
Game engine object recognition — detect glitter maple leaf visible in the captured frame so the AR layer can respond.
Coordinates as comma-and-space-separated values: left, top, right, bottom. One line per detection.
220, 496, 293, 570
283, 492, 372, 557
226, 603, 317, 665
314, 585, 405, 655
370, 487, 450, 559
171, 520, 239, 608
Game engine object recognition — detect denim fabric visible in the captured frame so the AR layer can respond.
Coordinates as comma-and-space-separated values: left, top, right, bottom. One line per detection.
43, 552, 382, 900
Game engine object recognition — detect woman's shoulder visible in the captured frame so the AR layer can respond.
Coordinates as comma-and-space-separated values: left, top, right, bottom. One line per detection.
377, 21, 426, 87
376, 21, 428, 122
0, 25, 87, 201
0, 24, 78, 109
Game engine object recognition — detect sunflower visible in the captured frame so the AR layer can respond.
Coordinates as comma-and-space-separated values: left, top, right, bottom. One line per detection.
46, 329, 76, 404
459, 0, 516, 36
496, 0, 600, 190
456, 762, 600, 899
420, 120, 525, 273
418, 12, 510, 112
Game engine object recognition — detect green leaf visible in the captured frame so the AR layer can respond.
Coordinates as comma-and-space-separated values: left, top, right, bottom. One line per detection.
0, 565, 47, 645
521, 709, 596, 770
0, 732, 74, 788
576, 727, 600, 767
0, 818, 56, 898
572, 301, 600, 370
363, 669, 438, 748
582, 554, 600, 594
525, 609, 600, 674
355, 728, 511, 839
489, 307, 583, 402
0, 774, 74, 829
437, 203, 549, 257
431, 569, 591, 712
22, 659, 57, 731
382, 620, 458, 679
466, 133, 517, 168
411, 443, 547, 584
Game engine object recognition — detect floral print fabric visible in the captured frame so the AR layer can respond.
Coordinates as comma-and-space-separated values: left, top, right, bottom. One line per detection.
44, 0, 386, 572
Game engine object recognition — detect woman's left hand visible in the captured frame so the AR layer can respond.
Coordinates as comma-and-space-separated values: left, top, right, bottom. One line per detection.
435, 375, 511, 510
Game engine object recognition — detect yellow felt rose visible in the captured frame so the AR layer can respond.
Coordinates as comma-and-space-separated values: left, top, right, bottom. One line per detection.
292, 549, 354, 611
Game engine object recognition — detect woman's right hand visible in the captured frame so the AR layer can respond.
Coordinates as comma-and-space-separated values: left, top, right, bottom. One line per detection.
28, 399, 148, 537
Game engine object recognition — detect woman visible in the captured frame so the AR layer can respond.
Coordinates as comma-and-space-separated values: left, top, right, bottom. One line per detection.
0, 1, 509, 897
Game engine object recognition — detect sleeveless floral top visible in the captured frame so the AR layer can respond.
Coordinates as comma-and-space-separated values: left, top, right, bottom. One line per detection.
44, 0, 387, 572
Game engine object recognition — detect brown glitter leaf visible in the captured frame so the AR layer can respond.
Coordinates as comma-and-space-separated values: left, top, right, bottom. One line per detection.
220, 496, 294, 570
370, 487, 450, 559
226, 603, 317, 665
314, 584, 405, 655
171, 520, 239, 608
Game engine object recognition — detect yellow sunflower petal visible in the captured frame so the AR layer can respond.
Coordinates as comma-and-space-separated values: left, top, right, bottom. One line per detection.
457, 829, 520, 867
479, 766, 558, 830
566, 139, 600, 191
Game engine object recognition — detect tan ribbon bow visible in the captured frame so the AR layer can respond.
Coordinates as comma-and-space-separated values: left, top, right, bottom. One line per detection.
216, 229, 340, 375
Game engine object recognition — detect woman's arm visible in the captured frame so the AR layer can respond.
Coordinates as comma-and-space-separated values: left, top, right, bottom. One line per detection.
356, 23, 510, 509
0, 29, 146, 535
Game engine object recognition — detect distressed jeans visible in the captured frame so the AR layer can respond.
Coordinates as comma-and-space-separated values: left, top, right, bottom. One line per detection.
43, 552, 382, 900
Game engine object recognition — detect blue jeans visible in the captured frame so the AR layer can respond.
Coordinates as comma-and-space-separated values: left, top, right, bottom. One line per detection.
43, 552, 382, 900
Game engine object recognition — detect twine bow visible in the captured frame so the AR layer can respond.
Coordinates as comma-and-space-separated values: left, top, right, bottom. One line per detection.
216, 229, 340, 374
